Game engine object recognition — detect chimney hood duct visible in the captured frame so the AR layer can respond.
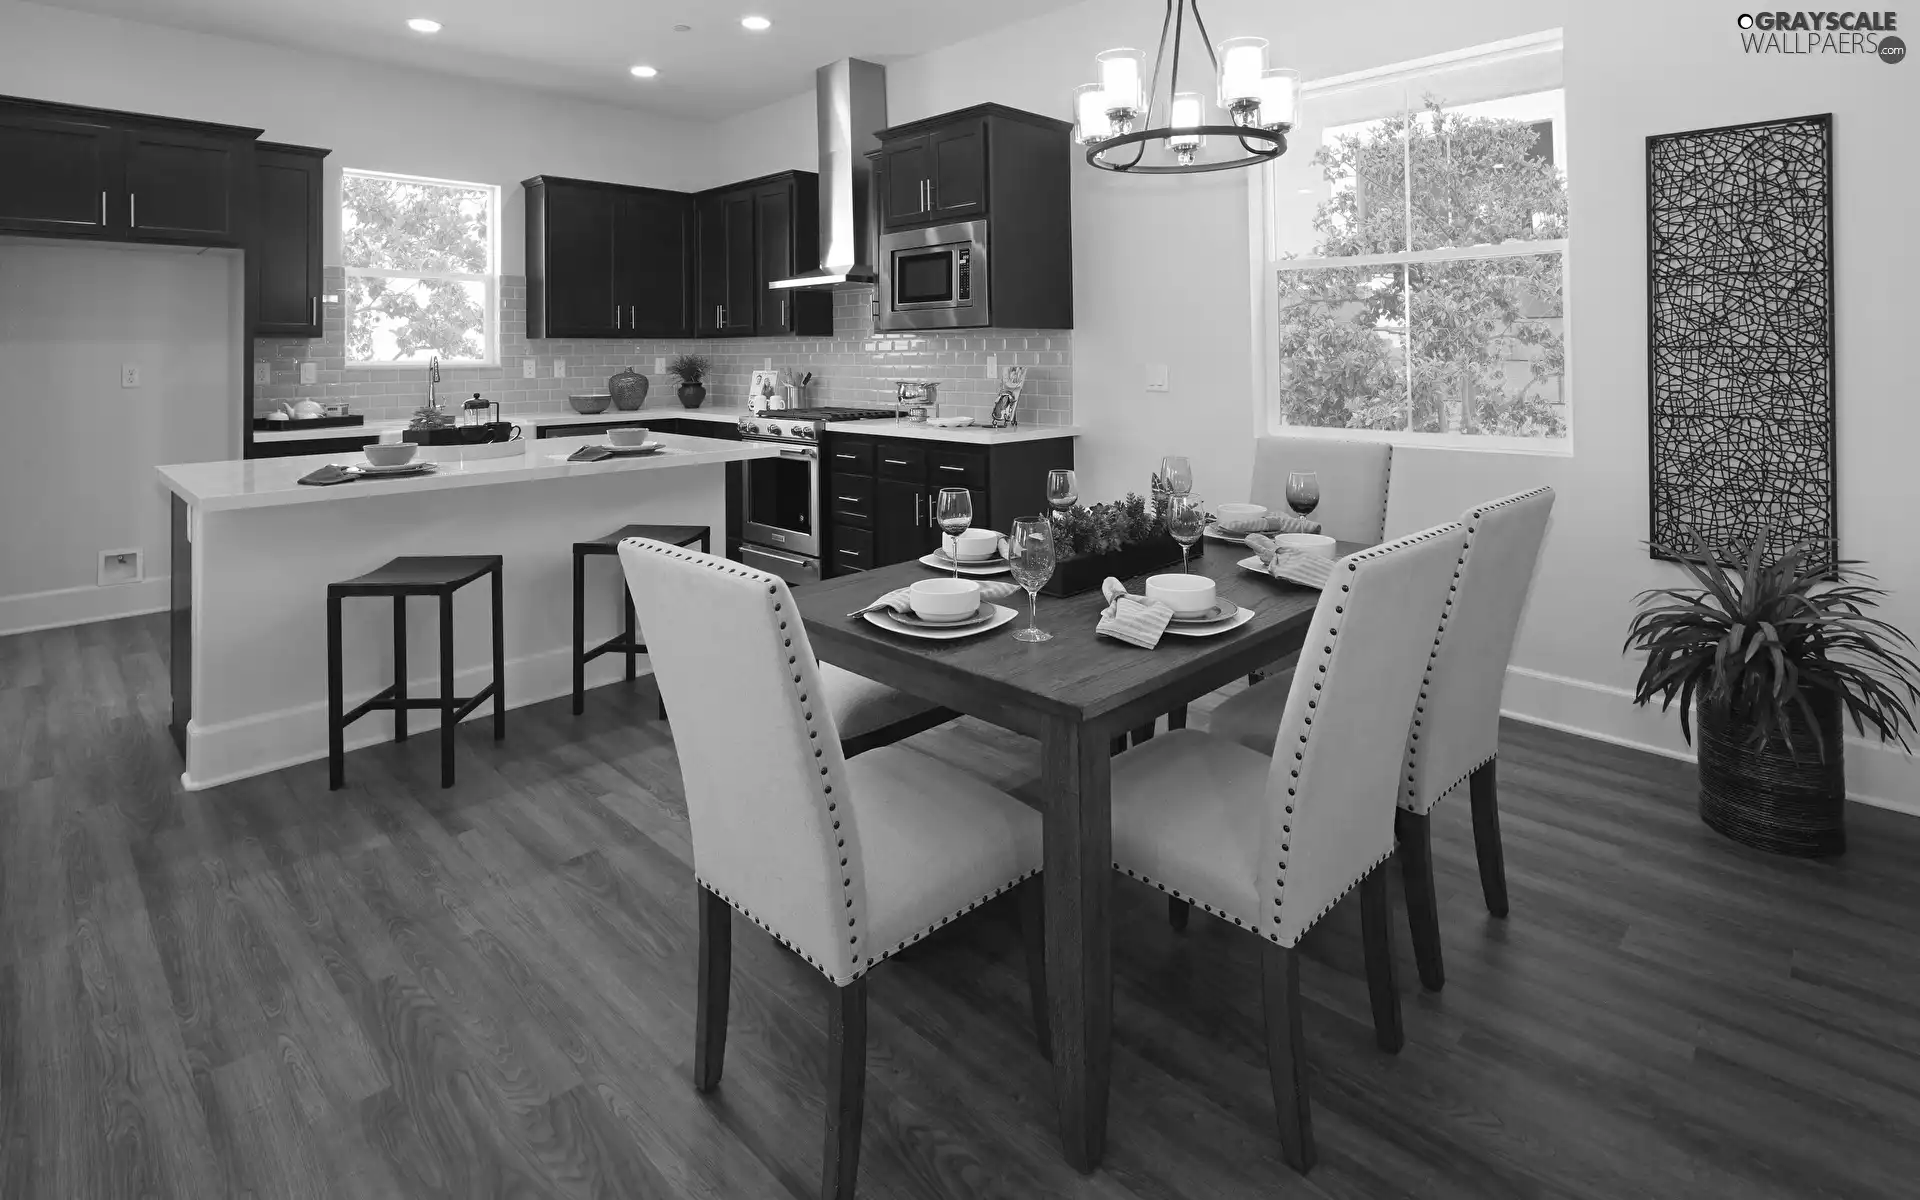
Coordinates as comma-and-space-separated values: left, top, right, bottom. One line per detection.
769, 58, 886, 292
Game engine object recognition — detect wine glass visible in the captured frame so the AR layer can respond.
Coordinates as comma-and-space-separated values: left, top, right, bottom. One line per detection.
1007, 517, 1056, 643
1160, 456, 1193, 497
1167, 495, 1206, 574
936, 488, 973, 578
1285, 471, 1321, 517
1046, 469, 1078, 514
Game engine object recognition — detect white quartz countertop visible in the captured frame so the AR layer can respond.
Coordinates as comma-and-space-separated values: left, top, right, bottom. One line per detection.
820, 420, 1079, 444
161, 431, 777, 512
251, 405, 755, 443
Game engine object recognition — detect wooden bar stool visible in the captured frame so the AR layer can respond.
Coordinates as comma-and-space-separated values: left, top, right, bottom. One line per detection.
572, 524, 710, 718
326, 554, 504, 790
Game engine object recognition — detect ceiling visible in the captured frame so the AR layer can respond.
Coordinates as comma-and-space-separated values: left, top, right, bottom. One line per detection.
38, 0, 1085, 119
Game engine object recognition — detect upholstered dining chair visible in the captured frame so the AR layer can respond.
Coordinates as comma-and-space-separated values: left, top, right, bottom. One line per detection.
617, 537, 1048, 1200
1247, 435, 1393, 545
1109, 521, 1465, 1173
1207, 487, 1556, 993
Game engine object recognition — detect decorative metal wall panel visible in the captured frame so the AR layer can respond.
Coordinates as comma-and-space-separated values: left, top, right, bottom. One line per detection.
1646, 113, 1834, 567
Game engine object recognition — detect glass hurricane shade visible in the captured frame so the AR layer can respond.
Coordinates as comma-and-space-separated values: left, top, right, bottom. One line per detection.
1073, 83, 1114, 145
1167, 92, 1205, 154
1097, 48, 1145, 116
1258, 68, 1300, 130
1217, 36, 1267, 107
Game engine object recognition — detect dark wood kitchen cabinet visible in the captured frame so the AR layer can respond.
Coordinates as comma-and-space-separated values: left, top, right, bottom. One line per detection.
822, 430, 1075, 577
877, 117, 988, 232
524, 175, 694, 339
695, 186, 756, 336
0, 95, 259, 245
253, 142, 327, 336
696, 170, 832, 339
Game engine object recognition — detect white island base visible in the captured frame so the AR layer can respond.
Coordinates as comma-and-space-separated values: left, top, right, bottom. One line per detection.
159, 433, 776, 789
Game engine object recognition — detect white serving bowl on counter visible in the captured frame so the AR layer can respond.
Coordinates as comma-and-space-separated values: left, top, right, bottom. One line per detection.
1144, 573, 1217, 616
362, 442, 418, 467
1271, 533, 1338, 559
608, 427, 655, 447
908, 577, 983, 622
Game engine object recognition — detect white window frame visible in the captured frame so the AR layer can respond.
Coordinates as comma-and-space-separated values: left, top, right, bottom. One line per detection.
341, 168, 501, 369
1249, 29, 1571, 456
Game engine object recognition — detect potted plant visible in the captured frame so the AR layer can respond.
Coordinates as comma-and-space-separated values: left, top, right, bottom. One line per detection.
668, 354, 711, 409
1043, 493, 1183, 596
1624, 527, 1919, 857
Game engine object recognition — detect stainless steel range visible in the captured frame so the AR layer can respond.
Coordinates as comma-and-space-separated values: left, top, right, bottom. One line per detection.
736, 407, 896, 583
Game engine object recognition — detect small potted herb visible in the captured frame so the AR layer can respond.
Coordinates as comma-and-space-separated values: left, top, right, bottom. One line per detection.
668, 354, 712, 409
1624, 526, 1919, 857
1043, 493, 1183, 596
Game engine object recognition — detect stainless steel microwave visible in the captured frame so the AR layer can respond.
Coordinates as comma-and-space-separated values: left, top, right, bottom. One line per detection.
877, 219, 989, 330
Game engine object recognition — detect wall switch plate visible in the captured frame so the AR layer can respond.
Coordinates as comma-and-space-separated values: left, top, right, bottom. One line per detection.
98, 549, 142, 587
253, 360, 270, 385
299, 362, 317, 385
654, 357, 666, 374
554, 359, 566, 378
985, 354, 997, 377
522, 358, 537, 379
1145, 364, 1170, 393
763, 356, 773, 369
120, 364, 140, 388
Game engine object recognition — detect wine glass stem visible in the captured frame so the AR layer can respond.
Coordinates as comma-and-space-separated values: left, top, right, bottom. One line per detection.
1028, 589, 1039, 633
1181, 546, 1190, 574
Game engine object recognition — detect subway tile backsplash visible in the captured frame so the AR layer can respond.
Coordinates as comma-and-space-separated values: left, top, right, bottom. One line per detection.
255, 269, 1073, 427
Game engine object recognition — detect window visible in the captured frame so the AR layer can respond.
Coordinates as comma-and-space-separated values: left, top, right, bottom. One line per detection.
1257, 31, 1568, 450
341, 169, 499, 366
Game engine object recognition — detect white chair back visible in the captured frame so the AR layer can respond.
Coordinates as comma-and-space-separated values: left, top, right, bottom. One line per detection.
1248, 436, 1392, 544
618, 538, 868, 984
1401, 487, 1555, 814
1256, 522, 1465, 946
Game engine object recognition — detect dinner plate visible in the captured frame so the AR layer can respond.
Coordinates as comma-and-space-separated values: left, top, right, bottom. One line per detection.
917, 552, 1011, 577
1167, 599, 1239, 624
1237, 555, 1327, 590
864, 604, 1018, 640
602, 442, 664, 455
1161, 605, 1255, 637
349, 461, 435, 476
1203, 525, 1251, 545
884, 603, 997, 630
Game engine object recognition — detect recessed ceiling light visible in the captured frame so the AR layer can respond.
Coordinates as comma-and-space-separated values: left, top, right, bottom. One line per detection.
630, 65, 659, 78
406, 17, 440, 33
672, 23, 692, 32
740, 16, 772, 31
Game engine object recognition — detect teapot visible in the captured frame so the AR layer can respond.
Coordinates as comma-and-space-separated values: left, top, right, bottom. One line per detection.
278, 400, 326, 420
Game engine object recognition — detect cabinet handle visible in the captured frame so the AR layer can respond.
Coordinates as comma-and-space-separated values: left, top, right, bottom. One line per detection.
101, 192, 107, 225
914, 493, 922, 524
837, 495, 861, 503
937, 465, 965, 472
780, 297, 788, 327
883, 458, 909, 465
614, 305, 621, 329
129, 194, 136, 227
835, 453, 857, 460
715, 304, 724, 327
630, 305, 636, 327
838, 549, 860, 557
311, 296, 318, 325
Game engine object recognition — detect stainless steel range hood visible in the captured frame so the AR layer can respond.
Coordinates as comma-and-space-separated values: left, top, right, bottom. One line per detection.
769, 58, 886, 291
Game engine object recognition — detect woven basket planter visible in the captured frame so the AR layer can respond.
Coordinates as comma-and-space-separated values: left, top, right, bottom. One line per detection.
1696, 698, 1846, 857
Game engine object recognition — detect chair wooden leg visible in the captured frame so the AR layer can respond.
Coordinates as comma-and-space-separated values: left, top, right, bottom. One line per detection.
694, 886, 731, 1092
1167, 897, 1190, 931
1260, 942, 1315, 1174
623, 592, 638, 682
392, 595, 408, 742
1130, 721, 1156, 747
1470, 760, 1509, 918
327, 594, 344, 790
1359, 865, 1405, 1054
490, 564, 505, 741
571, 549, 586, 716
1017, 879, 1051, 1061
1395, 809, 1445, 992
1109, 735, 1129, 756
821, 979, 867, 1200
1167, 704, 1188, 731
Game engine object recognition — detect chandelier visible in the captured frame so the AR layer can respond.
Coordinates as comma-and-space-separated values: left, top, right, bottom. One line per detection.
1071, 0, 1299, 174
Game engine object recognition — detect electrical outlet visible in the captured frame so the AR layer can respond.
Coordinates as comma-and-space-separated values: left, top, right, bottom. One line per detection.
98, 549, 142, 587
554, 359, 567, 378
300, 361, 317, 385
1145, 364, 1170, 393
120, 363, 140, 388
763, 356, 773, 369
253, 360, 271, 385
985, 354, 998, 378
654, 357, 666, 374
522, 357, 537, 379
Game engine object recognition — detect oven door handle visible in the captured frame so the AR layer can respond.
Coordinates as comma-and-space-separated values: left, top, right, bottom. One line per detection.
743, 546, 809, 568
777, 448, 818, 460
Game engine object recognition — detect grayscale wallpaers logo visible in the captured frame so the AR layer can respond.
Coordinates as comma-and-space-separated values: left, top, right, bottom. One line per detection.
1735, 10, 1904, 60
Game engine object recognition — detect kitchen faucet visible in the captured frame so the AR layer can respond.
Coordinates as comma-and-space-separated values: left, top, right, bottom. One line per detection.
426, 355, 441, 412
409, 355, 454, 429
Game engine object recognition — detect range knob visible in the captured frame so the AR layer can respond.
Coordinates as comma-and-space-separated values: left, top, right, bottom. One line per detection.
745, 422, 760, 435
797, 425, 815, 440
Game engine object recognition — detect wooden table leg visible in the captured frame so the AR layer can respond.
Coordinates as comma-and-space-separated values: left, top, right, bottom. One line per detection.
1041, 715, 1112, 1173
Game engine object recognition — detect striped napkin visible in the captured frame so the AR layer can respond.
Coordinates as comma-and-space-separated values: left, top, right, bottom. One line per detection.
1245, 534, 1336, 590
1215, 512, 1323, 536
1096, 577, 1174, 648
568, 445, 614, 462
852, 581, 1021, 618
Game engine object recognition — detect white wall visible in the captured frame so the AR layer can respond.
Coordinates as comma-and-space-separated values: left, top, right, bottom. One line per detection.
0, 240, 239, 633
0, 0, 712, 272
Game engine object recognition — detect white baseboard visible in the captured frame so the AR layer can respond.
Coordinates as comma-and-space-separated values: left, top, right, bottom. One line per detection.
181, 643, 646, 791
0, 577, 171, 637
1501, 665, 1918, 818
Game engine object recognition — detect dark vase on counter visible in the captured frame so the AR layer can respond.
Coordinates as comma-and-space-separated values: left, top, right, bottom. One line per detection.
610, 369, 649, 410
678, 383, 707, 409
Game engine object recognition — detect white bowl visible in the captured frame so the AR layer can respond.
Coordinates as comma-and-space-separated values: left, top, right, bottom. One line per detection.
362, 442, 418, 467
1272, 533, 1337, 559
908, 577, 983, 622
1214, 503, 1267, 525
946, 528, 1002, 561
1144, 573, 1217, 616
608, 427, 653, 447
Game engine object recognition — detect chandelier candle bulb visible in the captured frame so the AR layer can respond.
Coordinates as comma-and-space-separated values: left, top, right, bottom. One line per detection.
1168, 92, 1205, 160
1258, 68, 1300, 130
1097, 48, 1145, 117
1074, 83, 1114, 145
1217, 36, 1267, 106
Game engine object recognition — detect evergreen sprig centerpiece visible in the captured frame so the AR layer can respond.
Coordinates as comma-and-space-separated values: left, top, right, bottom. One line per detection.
1043, 492, 1182, 595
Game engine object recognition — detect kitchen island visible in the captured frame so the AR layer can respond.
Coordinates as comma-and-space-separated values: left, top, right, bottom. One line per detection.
157, 430, 778, 789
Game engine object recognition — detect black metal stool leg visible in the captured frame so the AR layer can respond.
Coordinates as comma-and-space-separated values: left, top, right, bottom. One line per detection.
327, 593, 344, 790
491, 563, 505, 741
571, 547, 586, 716
439, 590, 456, 789
393, 595, 408, 742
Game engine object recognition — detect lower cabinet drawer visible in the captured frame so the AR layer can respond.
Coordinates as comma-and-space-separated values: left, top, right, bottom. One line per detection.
927, 447, 988, 489
876, 443, 926, 481
831, 524, 874, 573
829, 474, 875, 526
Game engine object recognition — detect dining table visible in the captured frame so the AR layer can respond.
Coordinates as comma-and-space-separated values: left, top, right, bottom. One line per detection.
796, 535, 1367, 1172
